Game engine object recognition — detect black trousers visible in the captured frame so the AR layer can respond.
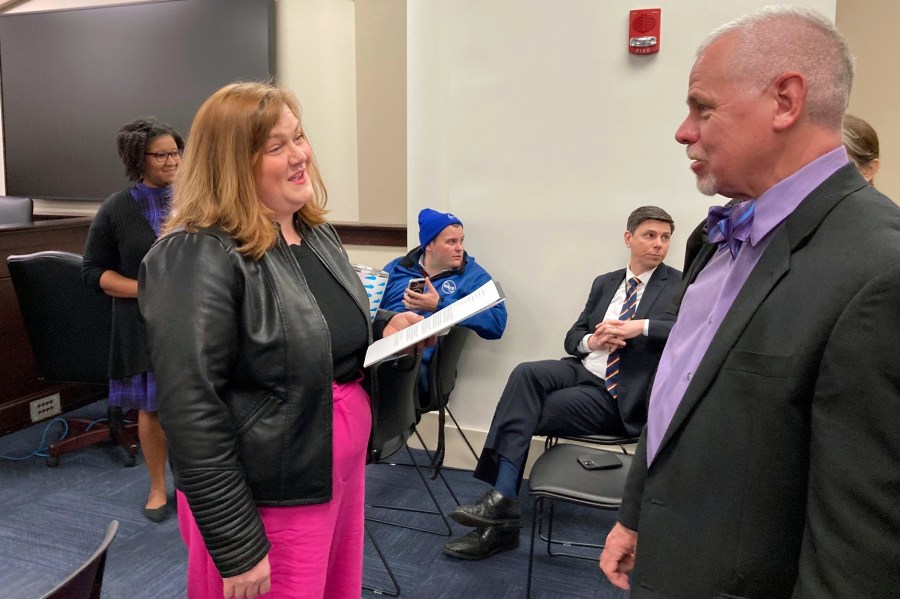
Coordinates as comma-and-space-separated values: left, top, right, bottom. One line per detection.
473, 358, 626, 492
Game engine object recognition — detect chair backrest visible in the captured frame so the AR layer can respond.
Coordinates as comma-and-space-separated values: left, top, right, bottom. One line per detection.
7, 251, 112, 384
0, 195, 34, 225
40, 520, 119, 599
369, 351, 423, 463
419, 326, 471, 414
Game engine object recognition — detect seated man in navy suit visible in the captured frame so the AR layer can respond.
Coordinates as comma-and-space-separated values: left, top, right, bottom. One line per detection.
443, 205, 682, 560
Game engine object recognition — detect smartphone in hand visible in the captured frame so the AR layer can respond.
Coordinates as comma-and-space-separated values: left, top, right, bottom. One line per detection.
407, 278, 427, 293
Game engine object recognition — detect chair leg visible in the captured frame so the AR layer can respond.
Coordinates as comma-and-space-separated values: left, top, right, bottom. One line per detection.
526, 496, 545, 599
368, 427, 462, 506
366, 444, 454, 535
535, 498, 606, 560
528, 494, 612, 597
413, 428, 462, 505
362, 523, 400, 597
444, 406, 480, 463
108, 407, 140, 467
46, 418, 115, 466
544, 502, 556, 557
45, 407, 141, 467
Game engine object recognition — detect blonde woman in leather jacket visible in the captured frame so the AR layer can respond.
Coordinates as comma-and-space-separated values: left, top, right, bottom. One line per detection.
139, 82, 420, 599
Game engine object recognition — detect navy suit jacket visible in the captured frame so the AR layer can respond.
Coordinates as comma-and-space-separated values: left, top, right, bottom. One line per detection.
563, 263, 681, 436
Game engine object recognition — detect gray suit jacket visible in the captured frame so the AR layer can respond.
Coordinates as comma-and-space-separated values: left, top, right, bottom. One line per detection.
620, 163, 900, 598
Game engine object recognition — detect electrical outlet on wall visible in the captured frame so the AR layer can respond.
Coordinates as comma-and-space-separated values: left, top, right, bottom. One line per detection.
29, 393, 62, 422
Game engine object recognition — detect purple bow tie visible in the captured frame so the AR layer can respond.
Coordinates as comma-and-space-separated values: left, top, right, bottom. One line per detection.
707, 200, 755, 258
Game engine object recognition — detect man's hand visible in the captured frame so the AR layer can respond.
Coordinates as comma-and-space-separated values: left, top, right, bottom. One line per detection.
599, 522, 638, 590
588, 319, 643, 351
403, 277, 440, 312
222, 555, 271, 599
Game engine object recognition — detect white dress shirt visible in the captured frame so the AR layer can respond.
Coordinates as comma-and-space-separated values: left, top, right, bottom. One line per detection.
578, 266, 656, 380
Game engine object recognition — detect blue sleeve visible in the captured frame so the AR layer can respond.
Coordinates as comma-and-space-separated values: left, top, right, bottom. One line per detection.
380, 257, 409, 313
457, 264, 508, 340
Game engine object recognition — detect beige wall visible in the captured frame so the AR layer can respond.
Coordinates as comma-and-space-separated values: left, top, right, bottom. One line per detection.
2, 1, 895, 217
276, 0, 360, 222
837, 0, 900, 202
407, 0, 837, 433
355, 0, 406, 225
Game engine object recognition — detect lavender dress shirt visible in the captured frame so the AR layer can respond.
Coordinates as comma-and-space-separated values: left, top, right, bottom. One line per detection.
645, 147, 851, 463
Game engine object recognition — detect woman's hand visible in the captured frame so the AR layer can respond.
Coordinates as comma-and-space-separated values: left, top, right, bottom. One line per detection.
222, 555, 271, 598
384, 311, 423, 337
384, 311, 436, 351
99, 270, 139, 299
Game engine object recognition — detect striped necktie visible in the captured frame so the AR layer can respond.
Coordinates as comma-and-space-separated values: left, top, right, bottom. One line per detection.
605, 276, 640, 399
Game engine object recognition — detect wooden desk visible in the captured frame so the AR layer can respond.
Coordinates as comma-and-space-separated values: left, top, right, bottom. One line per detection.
0, 218, 107, 436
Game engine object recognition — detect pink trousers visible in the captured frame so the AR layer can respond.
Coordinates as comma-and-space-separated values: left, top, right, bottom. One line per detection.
177, 380, 372, 599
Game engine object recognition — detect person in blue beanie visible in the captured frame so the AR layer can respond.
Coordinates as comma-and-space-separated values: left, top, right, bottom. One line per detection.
381, 208, 507, 392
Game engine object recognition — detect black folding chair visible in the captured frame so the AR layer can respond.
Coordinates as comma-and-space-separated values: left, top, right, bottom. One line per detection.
416, 325, 477, 482
365, 350, 456, 596
40, 520, 119, 599
526, 444, 632, 598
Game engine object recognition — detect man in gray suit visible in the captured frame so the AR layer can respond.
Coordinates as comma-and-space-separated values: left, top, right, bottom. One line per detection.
600, 7, 900, 598
444, 206, 681, 560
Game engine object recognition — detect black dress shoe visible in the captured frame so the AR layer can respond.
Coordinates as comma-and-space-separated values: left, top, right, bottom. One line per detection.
443, 525, 520, 560
450, 489, 522, 527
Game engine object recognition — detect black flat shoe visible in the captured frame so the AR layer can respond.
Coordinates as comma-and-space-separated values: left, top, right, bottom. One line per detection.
443, 525, 520, 560
450, 489, 522, 527
144, 505, 168, 523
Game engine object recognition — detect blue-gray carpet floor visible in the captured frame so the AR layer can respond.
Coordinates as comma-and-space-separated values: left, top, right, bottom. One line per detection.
0, 401, 628, 598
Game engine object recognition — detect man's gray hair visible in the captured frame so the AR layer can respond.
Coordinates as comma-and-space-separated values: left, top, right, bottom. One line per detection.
698, 5, 854, 130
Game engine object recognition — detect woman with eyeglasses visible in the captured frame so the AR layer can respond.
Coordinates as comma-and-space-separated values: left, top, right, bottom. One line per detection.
82, 116, 183, 523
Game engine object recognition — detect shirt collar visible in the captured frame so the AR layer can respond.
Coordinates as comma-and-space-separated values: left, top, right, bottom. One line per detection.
628, 265, 657, 284
749, 146, 849, 245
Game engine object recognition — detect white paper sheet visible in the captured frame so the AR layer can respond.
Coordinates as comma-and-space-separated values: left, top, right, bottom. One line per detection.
364, 279, 505, 367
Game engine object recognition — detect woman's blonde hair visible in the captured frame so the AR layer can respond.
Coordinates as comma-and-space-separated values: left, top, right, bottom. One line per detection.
842, 113, 879, 166
164, 81, 328, 259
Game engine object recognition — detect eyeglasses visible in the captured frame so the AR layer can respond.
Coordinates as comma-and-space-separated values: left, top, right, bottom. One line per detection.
145, 150, 183, 163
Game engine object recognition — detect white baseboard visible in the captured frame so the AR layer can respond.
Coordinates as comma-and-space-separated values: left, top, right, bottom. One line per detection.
408, 412, 635, 479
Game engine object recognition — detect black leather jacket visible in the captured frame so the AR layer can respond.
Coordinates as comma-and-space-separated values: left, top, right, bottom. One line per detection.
139, 220, 391, 577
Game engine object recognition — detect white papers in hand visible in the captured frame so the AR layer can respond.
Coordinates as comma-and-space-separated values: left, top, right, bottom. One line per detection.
363, 279, 505, 367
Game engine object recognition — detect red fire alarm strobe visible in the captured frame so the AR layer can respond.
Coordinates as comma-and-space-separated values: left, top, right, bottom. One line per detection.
629, 8, 661, 55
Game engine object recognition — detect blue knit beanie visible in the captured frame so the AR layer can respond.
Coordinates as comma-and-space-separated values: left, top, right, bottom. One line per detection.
418, 208, 463, 248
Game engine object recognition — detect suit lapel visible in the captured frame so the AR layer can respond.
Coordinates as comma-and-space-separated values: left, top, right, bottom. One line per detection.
595, 270, 625, 320
655, 164, 866, 458
635, 265, 669, 319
